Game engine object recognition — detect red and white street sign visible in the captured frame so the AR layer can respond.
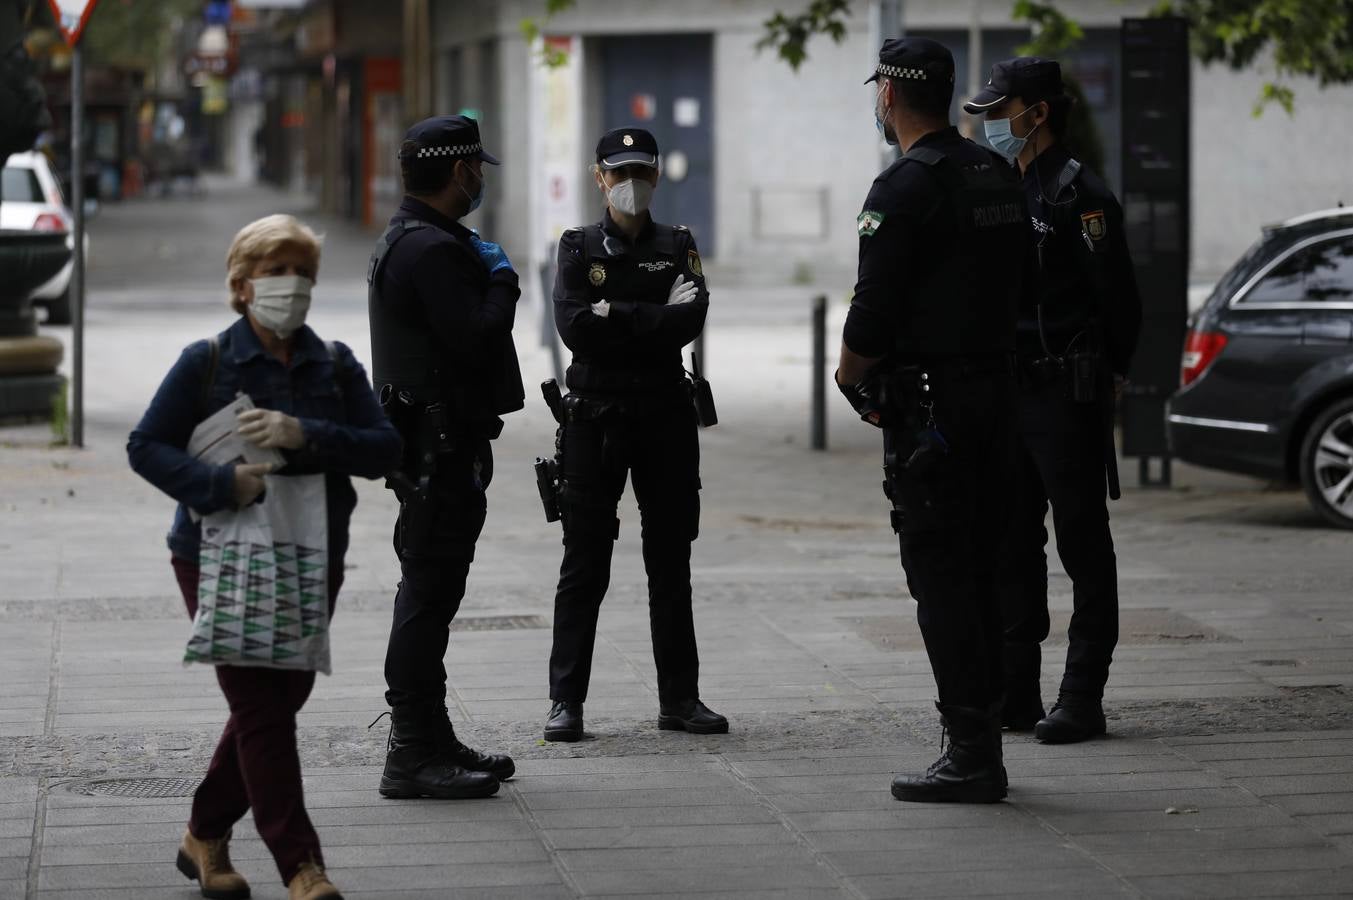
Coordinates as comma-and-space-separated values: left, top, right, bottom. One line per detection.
45, 0, 100, 46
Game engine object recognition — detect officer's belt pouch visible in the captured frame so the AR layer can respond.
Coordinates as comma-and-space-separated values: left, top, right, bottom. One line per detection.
691, 376, 717, 428
880, 367, 924, 421
563, 394, 612, 423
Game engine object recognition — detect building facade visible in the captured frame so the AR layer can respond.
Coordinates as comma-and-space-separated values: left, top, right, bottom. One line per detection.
420, 0, 1353, 287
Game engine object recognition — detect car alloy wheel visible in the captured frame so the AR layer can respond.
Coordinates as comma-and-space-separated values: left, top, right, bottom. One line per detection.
1301, 400, 1353, 530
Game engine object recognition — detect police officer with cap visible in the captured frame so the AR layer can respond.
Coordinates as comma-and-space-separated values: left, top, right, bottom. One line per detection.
367, 115, 523, 798
541, 126, 727, 743
838, 37, 1036, 803
965, 60, 1141, 744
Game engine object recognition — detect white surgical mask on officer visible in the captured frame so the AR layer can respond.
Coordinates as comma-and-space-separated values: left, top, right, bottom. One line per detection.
249, 274, 313, 339
605, 177, 654, 216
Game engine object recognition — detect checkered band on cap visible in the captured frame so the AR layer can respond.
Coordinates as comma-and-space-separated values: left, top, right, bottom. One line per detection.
876, 63, 927, 80
411, 143, 482, 159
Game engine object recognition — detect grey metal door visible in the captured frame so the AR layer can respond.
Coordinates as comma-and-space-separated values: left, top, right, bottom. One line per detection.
600, 34, 714, 255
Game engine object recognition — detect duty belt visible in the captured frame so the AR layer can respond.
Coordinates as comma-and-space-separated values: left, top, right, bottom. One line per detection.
565, 364, 687, 394
897, 354, 1015, 381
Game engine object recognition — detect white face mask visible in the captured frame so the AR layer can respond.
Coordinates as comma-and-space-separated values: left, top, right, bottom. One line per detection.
248, 274, 313, 339
606, 177, 654, 216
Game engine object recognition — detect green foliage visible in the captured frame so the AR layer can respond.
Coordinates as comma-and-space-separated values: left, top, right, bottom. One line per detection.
1013, 0, 1084, 57
755, 0, 851, 72
521, 0, 577, 69
1156, 0, 1353, 115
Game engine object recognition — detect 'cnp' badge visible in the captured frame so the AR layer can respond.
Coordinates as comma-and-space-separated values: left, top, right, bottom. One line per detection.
687, 250, 702, 277
857, 209, 885, 237
1081, 210, 1106, 242
588, 263, 607, 286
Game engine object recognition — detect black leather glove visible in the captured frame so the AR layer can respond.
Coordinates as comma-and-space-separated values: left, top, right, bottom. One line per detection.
836, 370, 888, 429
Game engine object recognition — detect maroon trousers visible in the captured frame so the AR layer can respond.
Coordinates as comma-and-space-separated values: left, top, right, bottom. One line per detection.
172, 556, 341, 883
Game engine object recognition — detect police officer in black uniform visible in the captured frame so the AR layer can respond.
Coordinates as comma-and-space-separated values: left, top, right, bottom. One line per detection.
541, 127, 727, 743
367, 115, 523, 798
965, 60, 1142, 744
837, 38, 1035, 803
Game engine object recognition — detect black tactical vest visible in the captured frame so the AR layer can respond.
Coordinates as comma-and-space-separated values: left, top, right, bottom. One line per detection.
893, 146, 1026, 359
569, 222, 688, 377
367, 219, 438, 404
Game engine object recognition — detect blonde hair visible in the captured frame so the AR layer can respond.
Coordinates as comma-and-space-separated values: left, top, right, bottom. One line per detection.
225, 214, 323, 313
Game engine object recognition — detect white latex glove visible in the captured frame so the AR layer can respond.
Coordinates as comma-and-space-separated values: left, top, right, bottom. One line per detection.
236, 408, 305, 450
667, 274, 699, 306
591, 299, 611, 318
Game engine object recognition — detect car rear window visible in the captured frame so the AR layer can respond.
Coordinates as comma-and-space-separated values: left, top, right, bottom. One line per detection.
1, 166, 44, 203
1241, 232, 1353, 306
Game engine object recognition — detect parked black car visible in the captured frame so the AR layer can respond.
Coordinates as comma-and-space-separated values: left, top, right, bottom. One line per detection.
1167, 207, 1353, 529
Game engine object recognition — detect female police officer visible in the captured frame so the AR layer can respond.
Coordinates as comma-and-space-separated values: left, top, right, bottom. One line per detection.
542, 127, 727, 742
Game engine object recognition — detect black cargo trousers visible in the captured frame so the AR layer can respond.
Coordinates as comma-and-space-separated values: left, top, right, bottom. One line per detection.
548, 384, 702, 706
384, 439, 493, 709
882, 363, 1017, 711
998, 369, 1119, 703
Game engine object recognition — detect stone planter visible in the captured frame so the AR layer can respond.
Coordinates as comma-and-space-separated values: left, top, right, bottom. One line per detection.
0, 230, 70, 420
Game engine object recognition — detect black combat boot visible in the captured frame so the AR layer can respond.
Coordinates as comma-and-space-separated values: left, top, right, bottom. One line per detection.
658, 699, 729, 735
1035, 694, 1107, 744
378, 705, 500, 799
429, 705, 515, 781
1001, 644, 1045, 731
891, 703, 1007, 804
544, 701, 584, 742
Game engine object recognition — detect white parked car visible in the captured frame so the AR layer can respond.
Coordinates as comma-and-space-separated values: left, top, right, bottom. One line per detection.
1, 151, 87, 325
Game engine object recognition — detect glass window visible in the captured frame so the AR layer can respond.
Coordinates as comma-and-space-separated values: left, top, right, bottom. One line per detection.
1243, 234, 1353, 305
1, 166, 44, 203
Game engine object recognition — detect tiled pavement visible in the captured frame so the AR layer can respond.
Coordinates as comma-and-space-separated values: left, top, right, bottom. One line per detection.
3, 598, 1353, 899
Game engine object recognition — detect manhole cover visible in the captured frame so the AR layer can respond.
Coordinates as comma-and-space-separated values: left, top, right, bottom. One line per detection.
450, 615, 547, 632
67, 777, 202, 799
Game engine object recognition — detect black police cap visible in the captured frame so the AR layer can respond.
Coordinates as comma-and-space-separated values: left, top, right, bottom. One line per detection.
864, 36, 955, 85
398, 114, 500, 165
964, 57, 1064, 113
596, 127, 659, 169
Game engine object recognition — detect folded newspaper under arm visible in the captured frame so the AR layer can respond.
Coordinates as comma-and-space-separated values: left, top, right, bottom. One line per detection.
187, 394, 286, 470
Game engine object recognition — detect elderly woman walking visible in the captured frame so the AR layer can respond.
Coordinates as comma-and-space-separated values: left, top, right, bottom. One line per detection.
128, 214, 401, 900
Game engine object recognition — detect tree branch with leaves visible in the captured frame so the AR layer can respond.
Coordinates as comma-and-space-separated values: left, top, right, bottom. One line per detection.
1156, 0, 1353, 115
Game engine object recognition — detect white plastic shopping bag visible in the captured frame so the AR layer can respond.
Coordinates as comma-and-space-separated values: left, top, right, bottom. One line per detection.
186, 474, 331, 674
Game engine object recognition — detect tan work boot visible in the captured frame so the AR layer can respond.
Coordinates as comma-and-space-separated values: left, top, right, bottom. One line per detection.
175, 828, 251, 899
288, 859, 343, 900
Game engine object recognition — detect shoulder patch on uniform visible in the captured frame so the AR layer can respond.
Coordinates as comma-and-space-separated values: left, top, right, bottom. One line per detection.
673, 224, 689, 231
857, 210, 885, 237
686, 249, 702, 277
588, 262, 607, 286
1080, 209, 1106, 242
